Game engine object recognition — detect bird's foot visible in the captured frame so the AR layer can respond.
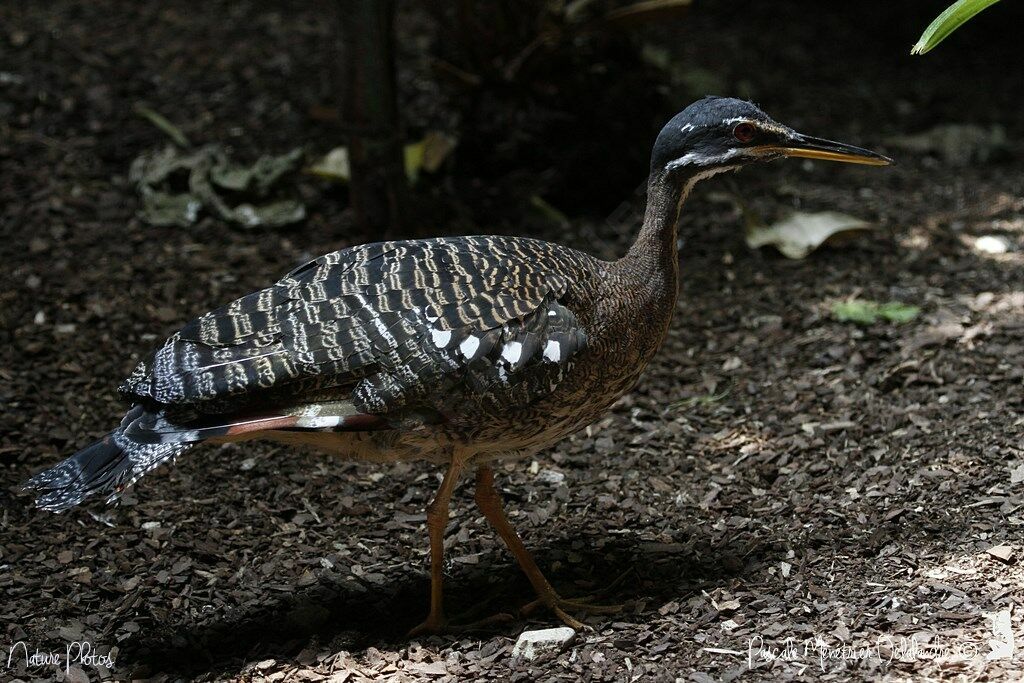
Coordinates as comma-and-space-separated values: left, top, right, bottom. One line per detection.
520, 568, 632, 630
453, 611, 517, 632
407, 613, 447, 637
408, 610, 515, 637
520, 593, 626, 631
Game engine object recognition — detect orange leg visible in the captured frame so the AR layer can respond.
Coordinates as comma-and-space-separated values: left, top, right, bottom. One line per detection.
473, 466, 621, 630
408, 457, 464, 636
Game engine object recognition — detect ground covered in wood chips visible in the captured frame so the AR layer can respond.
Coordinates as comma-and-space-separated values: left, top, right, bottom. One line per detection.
3, 2, 1024, 681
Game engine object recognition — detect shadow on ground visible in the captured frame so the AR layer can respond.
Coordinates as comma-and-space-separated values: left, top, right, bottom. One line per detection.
117, 529, 756, 677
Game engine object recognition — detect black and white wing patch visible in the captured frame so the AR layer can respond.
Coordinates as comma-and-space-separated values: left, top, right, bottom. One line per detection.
118, 236, 595, 421
352, 294, 588, 420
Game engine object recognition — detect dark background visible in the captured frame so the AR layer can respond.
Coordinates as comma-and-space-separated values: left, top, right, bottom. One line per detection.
1, 2, 1023, 681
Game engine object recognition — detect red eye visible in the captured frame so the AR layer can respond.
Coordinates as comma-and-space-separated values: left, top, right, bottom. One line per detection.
733, 123, 756, 143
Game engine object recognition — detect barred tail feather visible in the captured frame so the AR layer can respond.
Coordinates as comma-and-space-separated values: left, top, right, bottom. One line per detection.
24, 406, 190, 513
25, 400, 389, 512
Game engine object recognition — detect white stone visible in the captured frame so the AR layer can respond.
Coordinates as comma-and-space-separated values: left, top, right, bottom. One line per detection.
975, 235, 1010, 254
511, 627, 577, 660
537, 469, 565, 485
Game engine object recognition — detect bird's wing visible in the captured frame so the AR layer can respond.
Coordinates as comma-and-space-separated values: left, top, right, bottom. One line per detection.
119, 236, 595, 422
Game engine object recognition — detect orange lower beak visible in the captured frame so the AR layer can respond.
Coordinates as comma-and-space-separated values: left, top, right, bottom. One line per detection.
759, 133, 893, 166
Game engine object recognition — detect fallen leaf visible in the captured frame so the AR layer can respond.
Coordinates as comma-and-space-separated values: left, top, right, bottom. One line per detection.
604, 0, 693, 27
138, 188, 202, 227
746, 211, 874, 259
131, 145, 306, 228
133, 103, 190, 147
986, 608, 1014, 660
307, 146, 351, 182
404, 131, 457, 181
529, 195, 570, 227
232, 201, 306, 229
832, 299, 920, 325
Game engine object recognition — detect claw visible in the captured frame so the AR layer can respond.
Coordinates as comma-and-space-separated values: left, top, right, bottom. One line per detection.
521, 593, 625, 630
408, 611, 516, 637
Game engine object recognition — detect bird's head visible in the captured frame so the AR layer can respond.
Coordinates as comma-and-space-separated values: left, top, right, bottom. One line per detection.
650, 96, 892, 184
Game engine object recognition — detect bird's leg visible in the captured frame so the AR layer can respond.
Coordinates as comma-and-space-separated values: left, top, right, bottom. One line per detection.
473, 466, 622, 631
407, 456, 464, 637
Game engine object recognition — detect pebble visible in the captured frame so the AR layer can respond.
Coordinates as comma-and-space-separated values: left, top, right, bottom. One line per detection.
511, 627, 576, 660
974, 235, 1010, 254
537, 469, 566, 484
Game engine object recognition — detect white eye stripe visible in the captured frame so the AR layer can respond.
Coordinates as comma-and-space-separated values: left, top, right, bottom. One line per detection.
722, 118, 789, 137
665, 148, 742, 169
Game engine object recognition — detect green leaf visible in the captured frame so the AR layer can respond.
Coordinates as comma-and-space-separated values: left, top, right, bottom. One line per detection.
876, 302, 922, 324
603, 0, 693, 27
307, 147, 351, 183
132, 144, 307, 229
249, 148, 304, 196
831, 300, 920, 325
231, 200, 306, 228
669, 388, 730, 411
528, 195, 570, 228
209, 163, 254, 192
404, 132, 456, 183
138, 188, 202, 227
133, 103, 190, 148
911, 0, 1001, 55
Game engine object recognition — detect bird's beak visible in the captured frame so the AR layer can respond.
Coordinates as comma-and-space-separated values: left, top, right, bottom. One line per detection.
759, 132, 893, 166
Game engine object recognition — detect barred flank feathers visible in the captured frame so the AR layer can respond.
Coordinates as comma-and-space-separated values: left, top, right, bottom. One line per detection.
24, 406, 190, 513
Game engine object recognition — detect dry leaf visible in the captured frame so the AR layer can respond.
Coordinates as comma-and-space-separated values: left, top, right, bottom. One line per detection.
746, 211, 874, 259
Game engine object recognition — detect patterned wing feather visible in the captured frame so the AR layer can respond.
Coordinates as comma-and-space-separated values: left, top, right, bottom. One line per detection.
119, 236, 597, 421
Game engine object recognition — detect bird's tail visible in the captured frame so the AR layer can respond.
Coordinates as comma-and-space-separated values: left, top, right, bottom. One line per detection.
25, 399, 389, 512
24, 405, 190, 513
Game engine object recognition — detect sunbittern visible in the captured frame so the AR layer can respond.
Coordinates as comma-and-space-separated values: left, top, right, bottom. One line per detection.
26, 97, 891, 634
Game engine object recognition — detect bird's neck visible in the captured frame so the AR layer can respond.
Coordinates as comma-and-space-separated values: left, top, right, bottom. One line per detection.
598, 171, 691, 370
624, 171, 689, 273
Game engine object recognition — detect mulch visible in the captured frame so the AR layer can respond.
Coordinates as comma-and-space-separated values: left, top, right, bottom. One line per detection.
2, 1, 1023, 681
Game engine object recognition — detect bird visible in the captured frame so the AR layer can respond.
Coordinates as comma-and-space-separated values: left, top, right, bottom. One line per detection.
24, 96, 891, 634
